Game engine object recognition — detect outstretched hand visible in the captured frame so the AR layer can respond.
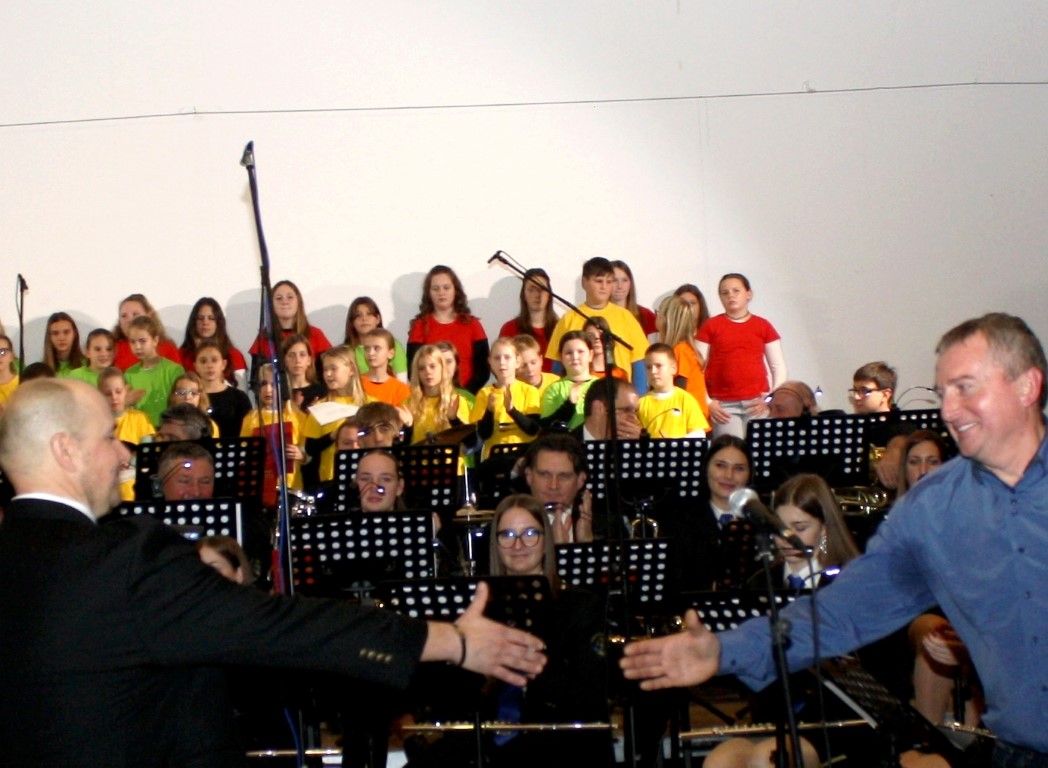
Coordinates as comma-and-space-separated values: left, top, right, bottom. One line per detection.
456, 582, 547, 686
620, 609, 720, 690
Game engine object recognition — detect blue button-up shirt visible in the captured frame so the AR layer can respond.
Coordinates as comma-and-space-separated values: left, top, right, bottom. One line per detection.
720, 434, 1048, 751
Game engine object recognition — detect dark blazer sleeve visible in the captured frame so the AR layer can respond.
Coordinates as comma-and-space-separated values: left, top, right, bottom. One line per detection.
120, 517, 429, 689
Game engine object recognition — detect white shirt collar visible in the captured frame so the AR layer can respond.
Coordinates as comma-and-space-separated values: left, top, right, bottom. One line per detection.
13, 492, 96, 523
784, 558, 824, 588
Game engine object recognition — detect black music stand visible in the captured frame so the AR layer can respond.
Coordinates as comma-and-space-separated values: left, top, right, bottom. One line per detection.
377, 576, 555, 768
132, 437, 266, 501
556, 539, 672, 608
819, 656, 982, 767
747, 414, 868, 493
332, 444, 461, 516
475, 443, 528, 509
288, 511, 435, 598
112, 497, 245, 543
583, 438, 708, 503
376, 574, 552, 633
681, 589, 798, 631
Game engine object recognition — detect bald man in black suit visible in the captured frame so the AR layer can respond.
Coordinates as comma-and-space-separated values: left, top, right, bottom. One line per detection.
0, 378, 545, 768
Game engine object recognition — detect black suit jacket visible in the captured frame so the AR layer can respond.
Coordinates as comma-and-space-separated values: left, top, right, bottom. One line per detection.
0, 498, 428, 768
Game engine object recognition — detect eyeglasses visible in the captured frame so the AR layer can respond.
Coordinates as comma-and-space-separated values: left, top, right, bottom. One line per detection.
496, 528, 543, 548
0, 349, 10, 357
174, 389, 200, 397
847, 387, 884, 400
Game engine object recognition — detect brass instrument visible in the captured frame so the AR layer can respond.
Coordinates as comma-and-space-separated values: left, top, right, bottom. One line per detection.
630, 515, 660, 539
867, 443, 886, 485
833, 486, 890, 516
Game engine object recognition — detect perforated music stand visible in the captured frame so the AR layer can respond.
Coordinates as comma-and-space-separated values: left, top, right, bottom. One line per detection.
332, 445, 461, 515
582, 438, 708, 503
113, 497, 245, 544
375, 575, 553, 636
679, 590, 798, 631
747, 415, 867, 493
556, 539, 671, 607
475, 443, 528, 509
378, 575, 556, 767
819, 656, 973, 766
289, 511, 435, 597
133, 437, 266, 501
872, 408, 946, 434
717, 519, 764, 590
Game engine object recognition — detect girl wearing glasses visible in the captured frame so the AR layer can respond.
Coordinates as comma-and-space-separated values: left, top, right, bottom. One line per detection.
168, 371, 219, 437
0, 334, 19, 418
484, 494, 612, 767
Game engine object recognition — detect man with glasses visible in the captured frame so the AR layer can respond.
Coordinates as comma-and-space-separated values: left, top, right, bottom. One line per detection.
522, 433, 593, 543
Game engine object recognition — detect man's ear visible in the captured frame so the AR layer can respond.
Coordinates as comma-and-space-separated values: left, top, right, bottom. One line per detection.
1018, 367, 1044, 408
50, 431, 79, 472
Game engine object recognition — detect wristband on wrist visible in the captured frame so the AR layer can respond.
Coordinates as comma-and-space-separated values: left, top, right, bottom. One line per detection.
452, 624, 467, 667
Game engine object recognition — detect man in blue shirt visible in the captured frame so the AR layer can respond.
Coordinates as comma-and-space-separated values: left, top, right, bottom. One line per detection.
621, 313, 1048, 766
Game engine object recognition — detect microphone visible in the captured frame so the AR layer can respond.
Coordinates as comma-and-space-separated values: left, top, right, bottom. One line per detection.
487, 250, 505, 265
17, 274, 28, 291
729, 487, 813, 556
240, 141, 255, 169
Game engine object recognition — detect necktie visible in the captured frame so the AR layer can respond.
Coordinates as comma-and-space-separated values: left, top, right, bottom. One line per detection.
786, 574, 806, 591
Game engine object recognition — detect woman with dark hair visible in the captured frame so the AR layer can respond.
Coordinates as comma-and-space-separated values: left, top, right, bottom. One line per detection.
43, 312, 84, 376
673, 283, 711, 331
111, 293, 182, 370
583, 316, 628, 380
668, 434, 759, 591
180, 297, 248, 390
896, 429, 948, 496
248, 279, 332, 382
407, 265, 490, 393
497, 268, 558, 372
193, 341, 252, 438
610, 260, 657, 336
766, 473, 860, 589
281, 334, 325, 412
343, 296, 409, 382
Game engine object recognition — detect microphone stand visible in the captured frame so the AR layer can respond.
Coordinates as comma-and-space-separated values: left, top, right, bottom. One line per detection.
490, 249, 642, 767
753, 518, 805, 768
15, 275, 28, 371
239, 142, 295, 597
487, 251, 633, 357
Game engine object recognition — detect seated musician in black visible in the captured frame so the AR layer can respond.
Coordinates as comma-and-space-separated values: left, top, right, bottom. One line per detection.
708, 473, 860, 768
662, 433, 760, 592
406, 494, 611, 768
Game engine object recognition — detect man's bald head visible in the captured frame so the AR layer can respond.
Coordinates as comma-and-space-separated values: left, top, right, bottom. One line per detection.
0, 379, 129, 516
0, 379, 88, 480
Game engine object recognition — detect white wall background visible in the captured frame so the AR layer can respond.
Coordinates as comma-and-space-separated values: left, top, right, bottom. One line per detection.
2, 1, 1047, 411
